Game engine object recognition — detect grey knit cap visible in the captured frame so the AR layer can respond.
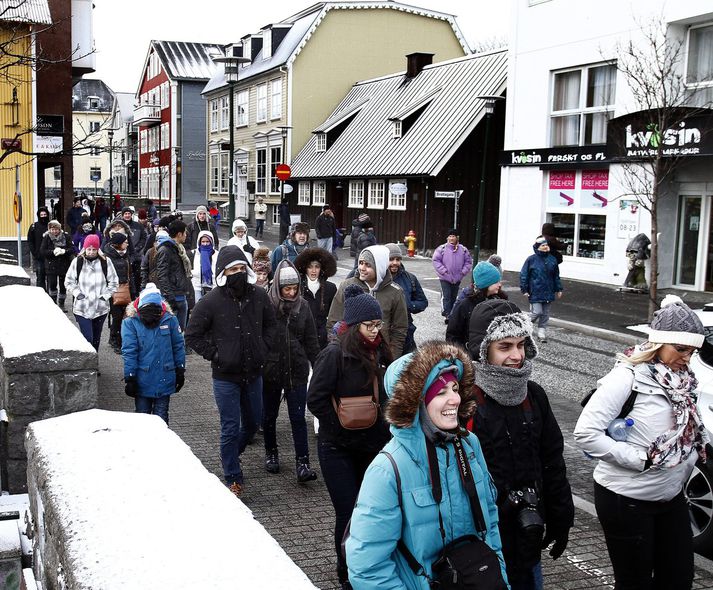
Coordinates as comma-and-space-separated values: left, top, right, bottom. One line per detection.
468, 299, 538, 362
385, 243, 402, 259
648, 295, 705, 347
359, 248, 376, 268
278, 266, 300, 287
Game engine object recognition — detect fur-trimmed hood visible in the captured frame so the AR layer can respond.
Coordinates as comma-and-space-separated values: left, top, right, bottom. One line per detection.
125, 298, 173, 319
103, 218, 133, 240
384, 341, 475, 429
294, 247, 337, 279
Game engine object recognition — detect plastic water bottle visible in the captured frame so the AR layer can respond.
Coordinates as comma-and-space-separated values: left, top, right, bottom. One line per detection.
607, 417, 635, 441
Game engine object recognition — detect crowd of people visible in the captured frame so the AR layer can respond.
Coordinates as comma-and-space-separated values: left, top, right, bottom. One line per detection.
25, 200, 707, 590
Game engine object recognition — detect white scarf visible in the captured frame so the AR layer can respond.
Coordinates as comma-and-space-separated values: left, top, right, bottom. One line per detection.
307, 277, 320, 296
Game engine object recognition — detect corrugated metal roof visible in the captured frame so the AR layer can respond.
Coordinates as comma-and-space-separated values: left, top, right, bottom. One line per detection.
0, 0, 52, 25
290, 50, 507, 179
152, 41, 224, 81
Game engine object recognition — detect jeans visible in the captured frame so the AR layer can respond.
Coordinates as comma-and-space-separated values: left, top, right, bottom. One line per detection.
75, 314, 107, 351
317, 237, 333, 253
135, 395, 171, 425
529, 302, 551, 329
33, 257, 47, 292
262, 381, 308, 458
174, 298, 188, 332
439, 280, 460, 317
212, 377, 263, 485
594, 482, 693, 590
318, 439, 376, 582
510, 562, 543, 590
255, 219, 265, 237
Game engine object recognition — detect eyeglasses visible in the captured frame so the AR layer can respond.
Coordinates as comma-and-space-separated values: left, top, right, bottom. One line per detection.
361, 321, 383, 332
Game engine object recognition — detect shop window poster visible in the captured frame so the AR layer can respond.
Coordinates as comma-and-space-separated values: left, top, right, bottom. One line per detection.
581, 170, 609, 208
548, 170, 576, 208
617, 199, 640, 239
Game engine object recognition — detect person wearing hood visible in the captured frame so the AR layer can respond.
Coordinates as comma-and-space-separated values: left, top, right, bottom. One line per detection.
40, 220, 76, 310
64, 234, 119, 351
73, 216, 102, 253
27, 207, 50, 292
432, 228, 473, 324
155, 220, 192, 331
327, 245, 408, 360
540, 223, 564, 265
271, 222, 311, 270
191, 230, 218, 302
520, 236, 562, 343
263, 260, 320, 482
467, 300, 573, 589
574, 295, 706, 589
227, 219, 260, 264
345, 341, 508, 589
103, 232, 134, 352
295, 247, 337, 349
185, 246, 277, 497
185, 205, 219, 250
307, 284, 393, 587
122, 283, 185, 425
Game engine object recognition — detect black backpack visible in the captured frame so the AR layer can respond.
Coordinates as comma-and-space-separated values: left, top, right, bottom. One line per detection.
76, 256, 108, 284
580, 387, 638, 419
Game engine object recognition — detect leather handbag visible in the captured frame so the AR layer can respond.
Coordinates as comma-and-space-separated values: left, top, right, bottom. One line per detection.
112, 283, 131, 306
332, 377, 379, 430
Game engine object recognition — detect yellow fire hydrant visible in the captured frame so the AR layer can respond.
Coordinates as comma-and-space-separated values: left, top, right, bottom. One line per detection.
403, 230, 417, 257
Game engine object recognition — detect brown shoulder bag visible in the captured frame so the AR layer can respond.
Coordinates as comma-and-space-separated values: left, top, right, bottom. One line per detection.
332, 377, 379, 430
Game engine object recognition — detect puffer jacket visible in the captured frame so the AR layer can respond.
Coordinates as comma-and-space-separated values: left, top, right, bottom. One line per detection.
346, 343, 507, 588
432, 243, 473, 284
519, 248, 562, 303
64, 251, 119, 319
155, 239, 192, 304
270, 238, 309, 269
121, 302, 185, 397
40, 232, 75, 275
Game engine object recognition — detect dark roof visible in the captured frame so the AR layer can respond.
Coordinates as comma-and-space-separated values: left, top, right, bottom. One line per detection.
72, 79, 115, 112
152, 41, 224, 81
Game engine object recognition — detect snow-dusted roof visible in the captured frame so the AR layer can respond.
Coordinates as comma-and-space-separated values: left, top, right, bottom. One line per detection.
112, 92, 135, 126
0, 0, 52, 25
152, 40, 224, 81
72, 79, 114, 112
291, 50, 507, 178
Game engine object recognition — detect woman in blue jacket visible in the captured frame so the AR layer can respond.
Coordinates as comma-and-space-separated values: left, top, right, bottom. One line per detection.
121, 283, 186, 425
346, 341, 508, 589
519, 236, 562, 343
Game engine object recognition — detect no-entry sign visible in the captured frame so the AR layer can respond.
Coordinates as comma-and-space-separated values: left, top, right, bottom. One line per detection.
276, 164, 291, 181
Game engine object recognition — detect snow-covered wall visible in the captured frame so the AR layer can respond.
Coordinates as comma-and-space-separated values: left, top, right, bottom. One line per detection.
25, 410, 318, 590
0, 264, 30, 288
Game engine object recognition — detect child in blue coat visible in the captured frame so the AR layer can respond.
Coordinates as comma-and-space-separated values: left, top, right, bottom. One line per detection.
520, 236, 562, 342
122, 283, 186, 425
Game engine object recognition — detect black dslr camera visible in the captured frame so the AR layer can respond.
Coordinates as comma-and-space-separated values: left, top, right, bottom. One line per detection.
506, 487, 544, 533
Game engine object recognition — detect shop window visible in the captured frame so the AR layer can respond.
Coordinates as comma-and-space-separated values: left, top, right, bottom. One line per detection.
687, 23, 713, 86
550, 63, 616, 146
388, 179, 407, 210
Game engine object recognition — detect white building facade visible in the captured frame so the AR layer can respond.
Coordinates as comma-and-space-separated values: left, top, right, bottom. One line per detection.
498, 0, 713, 291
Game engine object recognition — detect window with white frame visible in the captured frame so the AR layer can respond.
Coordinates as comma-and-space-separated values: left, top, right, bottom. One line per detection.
89, 121, 100, 133
148, 52, 161, 79
160, 123, 169, 150
348, 180, 364, 208
256, 148, 267, 193
160, 165, 170, 200
220, 96, 229, 130
550, 63, 616, 146
237, 90, 249, 126
210, 99, 219, 132
298, 181, 311, 205
160, 82, 169, 108
140, 130, 147, 154
316, 133, 326, 152
270, 79, 282, 119
210, 154, 219, 193
272, 205, 280, 225
392, 120, 402, 139
140, 169, 148, 196
220, 152, 229, 194
270, 146, 282, 193
367, 180, 385, 209
388, 179, 407, 210
312, 181, 326, 206
687, 23, 713, 86
257, 84, 267, 122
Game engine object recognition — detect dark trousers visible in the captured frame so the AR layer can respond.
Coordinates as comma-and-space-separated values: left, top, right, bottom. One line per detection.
33, 256, 47, 292
594, 482, 694, 590
75, 314, 107, 351
47, 273, 67, 299
439, 280, 460, 317
109, 302, 127, 344
262, 381, 308, 458
255, 219, 265, 237
130, 260, 142, 298
318, 439, 376, 582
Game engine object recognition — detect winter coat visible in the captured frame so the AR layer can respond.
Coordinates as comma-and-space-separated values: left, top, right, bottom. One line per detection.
185, 218, 219, 251
185, 283, 277, 384
520, 248, 562, 303
102, 244, 132, 288
104, 219, 136, 261
574, 362, 698, 502
432, 242, 473, 284
270, 239, 309, 270
226, 224, 260, 265
155, 239, 192, 304
301, 277, 337, 349
355, 229, 377, 259
307, 341, 392, 453
447, 286, 507, 349
254, 201, 267, 220
73, 229, 102, 252
141, 246, 159, 291
64, 251, 119, 319
124, 219, 147, 261
470, 380, 574, 581
66, 206, 85, 233
315, 212, 336, 239
27, 212, 49, 259
121, 303, 185, 397
346, 344, 507, 588
190, 243, 218, 292
390, 265, 428, 353
40, 232, 75, 276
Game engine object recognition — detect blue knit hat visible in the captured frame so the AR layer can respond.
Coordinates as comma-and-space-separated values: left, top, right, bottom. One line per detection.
343, 284, 382, 326
138, 283, 162, 308
472, 261, 501, 290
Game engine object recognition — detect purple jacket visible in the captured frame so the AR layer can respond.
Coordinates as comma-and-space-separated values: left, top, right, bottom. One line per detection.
432, 243, 473, 284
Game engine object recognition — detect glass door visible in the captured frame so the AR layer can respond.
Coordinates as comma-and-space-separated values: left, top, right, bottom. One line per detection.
676, 196, 702, 286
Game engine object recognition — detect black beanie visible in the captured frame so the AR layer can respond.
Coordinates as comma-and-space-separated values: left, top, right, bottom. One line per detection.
343, 284, 382, 326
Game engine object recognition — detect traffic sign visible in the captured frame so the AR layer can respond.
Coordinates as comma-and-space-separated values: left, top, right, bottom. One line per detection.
435, 191, 457, 199
13, 192, 22, 223
283, 184, 294, 194
276, 164, 291, 181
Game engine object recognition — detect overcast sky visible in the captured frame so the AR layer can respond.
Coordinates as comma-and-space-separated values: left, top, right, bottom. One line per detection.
89, 0, 510, 94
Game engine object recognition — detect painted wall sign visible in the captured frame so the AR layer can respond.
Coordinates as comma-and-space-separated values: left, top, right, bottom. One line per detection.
35, 115, 64, 136
500, 145, 609, 167
547, 171, 576, 207
186, 151, 206, 161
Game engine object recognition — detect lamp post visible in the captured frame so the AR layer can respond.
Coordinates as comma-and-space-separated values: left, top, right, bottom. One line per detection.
213, 49, 250, 228
473, 95, 504, 263
108, 128, 114, 201
277, 125, 292, 204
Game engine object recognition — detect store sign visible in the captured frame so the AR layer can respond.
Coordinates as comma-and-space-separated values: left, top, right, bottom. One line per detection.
500, 145, 609, 167
618, 200, 640, 239
34, 136, 63, 154
35, 114, 64, 136
581, 170, 609, 208
390, 182, 408, 195
547, 171, 576, 208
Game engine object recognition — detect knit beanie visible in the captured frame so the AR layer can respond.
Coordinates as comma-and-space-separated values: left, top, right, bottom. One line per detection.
359, 248, 376, 268
447, 228, 459, 238
138, 283, 162, 308
343, 284, 382, 326
648, 295, 705, 348
110, 233, 128, 246
195, 205, 208, 215
278, 265, 300, 287
48, 220, 62, 230
385, 243, 402, 259
121, 207, 133, 215
487, 254, 502, 274
83, 234, 100, 250
424, 370, 459, 407
468, 299, 538, 362
472, 261, 501, 290
138, 208, 148, 220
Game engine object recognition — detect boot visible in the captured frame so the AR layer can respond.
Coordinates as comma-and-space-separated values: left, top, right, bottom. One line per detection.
296, 455, 317, 483
538, 327, 547, 342
57, 295, 66, 312
265, 448, 280, 474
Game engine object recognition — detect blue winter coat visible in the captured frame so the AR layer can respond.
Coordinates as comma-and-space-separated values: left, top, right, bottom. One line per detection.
346, 354, 508, 589
270, 239, 309, 270
121, 304, 185, 397
520, 248, 562, 303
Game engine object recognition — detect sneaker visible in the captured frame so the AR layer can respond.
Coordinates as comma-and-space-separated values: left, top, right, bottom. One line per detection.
538, 327, 547, 342
228, 482, 243, 497
296, 456, 317, 483
265, 449, 280, 474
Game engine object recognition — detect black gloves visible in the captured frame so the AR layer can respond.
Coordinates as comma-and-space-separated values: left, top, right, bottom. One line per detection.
175, 367, 185, 392
124, 376, 138, 398
542, 528, 569, 560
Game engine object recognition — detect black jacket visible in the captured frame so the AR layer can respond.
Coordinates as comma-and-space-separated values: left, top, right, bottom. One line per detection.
264, 299, 320, 389
155, 240, 191, 303
102, 244, 132, 287
315, 213, 335, 239
27, 221, 49, 259
39, 232, 74, 275
307, 341, 391, 454
125, 219, 147, 261
185, 284, 276, 383
300, 277, 337, 349
469, 381, 574, 582
446, 286, 507, 350
185, 219, 219, 251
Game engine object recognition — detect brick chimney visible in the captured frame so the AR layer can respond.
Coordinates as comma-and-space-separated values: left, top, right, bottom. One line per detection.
406, 52, 434, 78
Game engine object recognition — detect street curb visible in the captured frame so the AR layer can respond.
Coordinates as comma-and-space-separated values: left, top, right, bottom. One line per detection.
550, 318, 640, 346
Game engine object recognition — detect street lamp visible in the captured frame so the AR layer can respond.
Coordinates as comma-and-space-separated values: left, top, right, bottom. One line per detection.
213, 48, 250, 228
277, 125, 292, 204
108, 128, 114, 201
473, 95, 504, 263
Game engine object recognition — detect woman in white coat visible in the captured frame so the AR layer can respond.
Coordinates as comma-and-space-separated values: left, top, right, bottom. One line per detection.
227, 219, 260, 265
574, 295, 707, 590
191, 230, 218, 303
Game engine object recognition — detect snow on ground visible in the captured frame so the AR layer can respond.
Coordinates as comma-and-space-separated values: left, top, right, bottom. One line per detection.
0, 264, 28, 278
